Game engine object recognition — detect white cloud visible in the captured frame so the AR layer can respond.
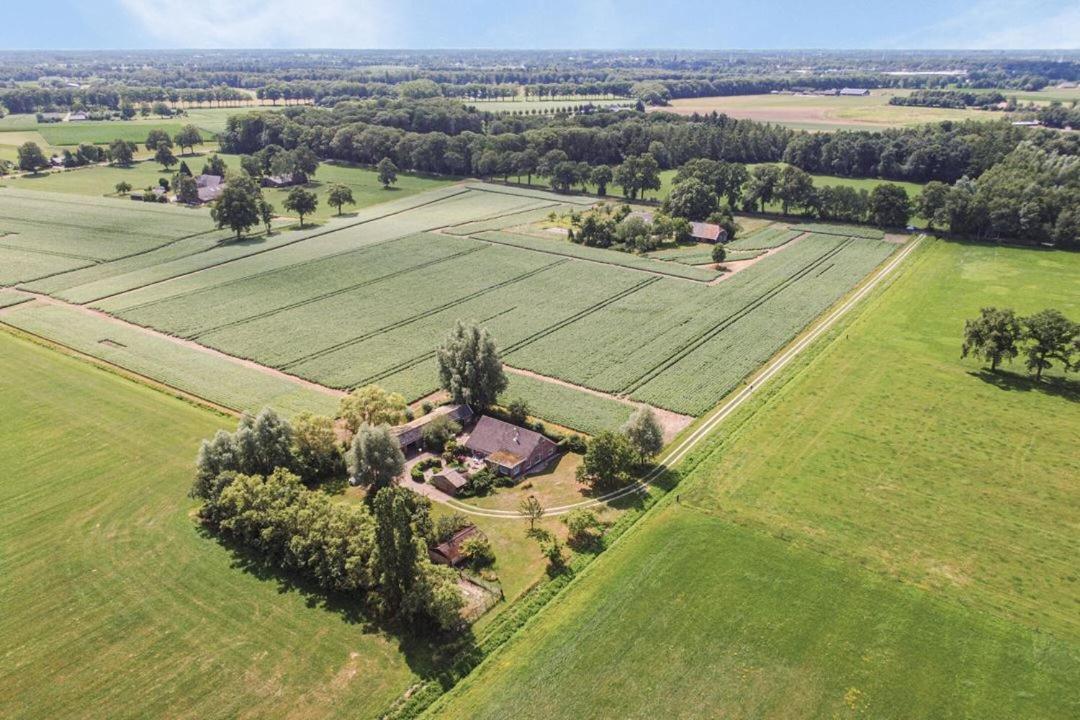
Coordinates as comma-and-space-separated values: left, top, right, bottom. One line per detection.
118, 0, 396, 48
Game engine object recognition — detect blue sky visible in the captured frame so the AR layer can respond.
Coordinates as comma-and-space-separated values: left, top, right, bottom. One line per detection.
2, 0, 1078, 50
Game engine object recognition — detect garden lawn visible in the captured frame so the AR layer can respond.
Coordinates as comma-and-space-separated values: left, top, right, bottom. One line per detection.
0, 333, 428, 720
429, 238, 1080, 719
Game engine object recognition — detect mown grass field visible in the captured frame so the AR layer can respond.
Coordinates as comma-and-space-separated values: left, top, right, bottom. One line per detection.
0, 333, 430, 719
429, 238, 1080, 718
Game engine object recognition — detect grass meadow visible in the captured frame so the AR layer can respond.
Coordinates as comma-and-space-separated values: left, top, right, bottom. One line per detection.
0, 333, 432, 719
430, 238, 1080, 718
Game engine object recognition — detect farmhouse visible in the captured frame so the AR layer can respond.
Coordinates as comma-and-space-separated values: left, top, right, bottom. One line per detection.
391, 403, 473, 455
430, 468, 469, 496
464, 415, 558, 478
839, 88, 870, 96
690, 221, 727, 243
429, 525, 481, 566
195, 174, 225, 204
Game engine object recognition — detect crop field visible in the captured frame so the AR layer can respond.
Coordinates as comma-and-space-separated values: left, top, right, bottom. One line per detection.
430, 239, 1080, 719
474, 230, 720, 281
0, 333, 429, 719
1, 301, 339, 417
727, 224, 803, 250
790, 222, 886, 239
0, 288, 31, 308
4, 182, 899, 431
465, 98, 627, 113
652, 88, 985, 130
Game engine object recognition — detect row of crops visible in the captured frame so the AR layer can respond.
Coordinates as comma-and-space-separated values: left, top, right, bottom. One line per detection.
727, 225, 804, 250
790, 222, 886, 240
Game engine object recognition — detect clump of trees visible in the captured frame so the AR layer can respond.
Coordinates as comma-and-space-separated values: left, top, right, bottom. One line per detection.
576, 406, 664, 492
962, 306, 1078, 378
191, 409, 465, 632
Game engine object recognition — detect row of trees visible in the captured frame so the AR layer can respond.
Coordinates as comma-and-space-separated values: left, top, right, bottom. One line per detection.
962, 307, 1079, 378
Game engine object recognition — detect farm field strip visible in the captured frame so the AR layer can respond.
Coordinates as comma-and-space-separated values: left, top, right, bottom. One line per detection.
467, 183, 598, 205
116, 233, 483, 337
442, 203, 569, 235
0, 288, 31, 308
497, 372, 636, 436
277, 259, 569, 371
790, 222, 886, 239
506, 234, 896, 414
727, 225, 803, 250
620, 237, 855, 394
474, 229, 719, 281
0, 301, 339, 417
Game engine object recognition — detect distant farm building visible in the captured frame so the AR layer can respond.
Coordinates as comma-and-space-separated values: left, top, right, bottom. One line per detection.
391, 404, 473, 455
66, 112, 88, 121
464, 415, 558, 478
195, 174, 225, 204
430, 468, 469, 496
690, 222, 727, 243
429, 525, 481, 566
261, 174, 299, 188
839, 88, 870, 96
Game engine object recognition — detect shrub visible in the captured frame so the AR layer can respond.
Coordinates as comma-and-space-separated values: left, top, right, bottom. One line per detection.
422, 414, 461, 453
434, 513, 472, 542
421, 401, 434, 414
411, 466, 426, 482
460, 536, 495, 568
464, 467, 496, 497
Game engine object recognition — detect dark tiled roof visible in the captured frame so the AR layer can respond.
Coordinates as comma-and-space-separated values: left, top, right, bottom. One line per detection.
392, 404, 473, 447
430, 525, 479, 565
465, 416, 554, 462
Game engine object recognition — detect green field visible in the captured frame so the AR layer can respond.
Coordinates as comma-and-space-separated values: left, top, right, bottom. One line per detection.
430, 238, 1080, 718
465, 98, 627, 113
0, 333, 429, 719
1, 183, 898, 427
9, 153, 455, 220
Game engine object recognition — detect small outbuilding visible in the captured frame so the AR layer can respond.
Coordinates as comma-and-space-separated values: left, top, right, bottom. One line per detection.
261, 174, 298, 188
194, 174, 225, 204
429, 525, 481, 566
690, 221, 727, 243
391, 404, 473, 455
430, 468, 469, 496
464, 415, 558, 478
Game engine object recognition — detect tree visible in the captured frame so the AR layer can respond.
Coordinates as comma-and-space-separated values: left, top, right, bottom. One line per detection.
516, 149, 539, 185
291, 412, 343, 482
962, 307, 1022, 372
114, 181, 133, 196
377, 157, 398, 188
421, 414, 460, 453
1021, 309, 1077, 380
615, 215, 654, 253
257, 198, 275, 235
371, 485, 423, 614
108, 139, 136, 166
614, 153, 661, 200
665, 177, 718, 221
154, 144, 177, 171
622, 406, 664, 463
519, 495, 545, 531
173, 124, 203, 155
868, 184, 913, 227
145, 129, 172, 152
711, 244, 727, 264
507, 398, 530, 426
17, 142, 48, 172
590, 164, 613, 196
327, 184, 355, 215
744, 164, 780, 213
283, 187, 318, 227
576, 431, 636, 491
346, 423, 405, 492
916, 181, 950, 229
436, 321, 508, 409
563, 508, 602, 548
776, 165, 815, 215
202, 154, 227, 177
210, 174, 261, 240
175, 174, 199, 204
339, 384, 408, 433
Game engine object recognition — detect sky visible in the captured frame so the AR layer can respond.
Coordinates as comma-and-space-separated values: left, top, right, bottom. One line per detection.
1, 0, 1078, 50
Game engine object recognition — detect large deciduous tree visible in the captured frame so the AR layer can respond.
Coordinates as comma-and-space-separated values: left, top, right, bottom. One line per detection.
327, 184, 355, 215
211, 174, 261, 240
622, 406, 664, 463
1021, 309, 1077, 380
145, 129, 172, 152
576, 431, 637, 492
868, 183, 913, 227
17, 142, 48, 172
283, 187, 318, 227
664, 177, 718, 221
346, 423, 405, 492
173, 125, 203, 155
339, 384, 408, 433
436, 321, 508, 409
962, 307, 1022, 372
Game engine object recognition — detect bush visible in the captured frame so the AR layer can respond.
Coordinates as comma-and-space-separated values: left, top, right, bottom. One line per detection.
411, 466, 426, 482
464, 467, 496, 497
460, 535, 495, 568
421, 401, 434, 415
422, 414, 461, 453
561, 434, 588, 454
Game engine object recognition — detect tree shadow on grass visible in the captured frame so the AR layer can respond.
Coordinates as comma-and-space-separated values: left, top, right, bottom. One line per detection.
194, 523, 478, 680
969, 369, 1079, 402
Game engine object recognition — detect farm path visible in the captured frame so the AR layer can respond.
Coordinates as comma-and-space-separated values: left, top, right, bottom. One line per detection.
705, 231, 810, 286
443, 235, 924, 519
1, 291, 346, 400
503, 363, 692, 441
